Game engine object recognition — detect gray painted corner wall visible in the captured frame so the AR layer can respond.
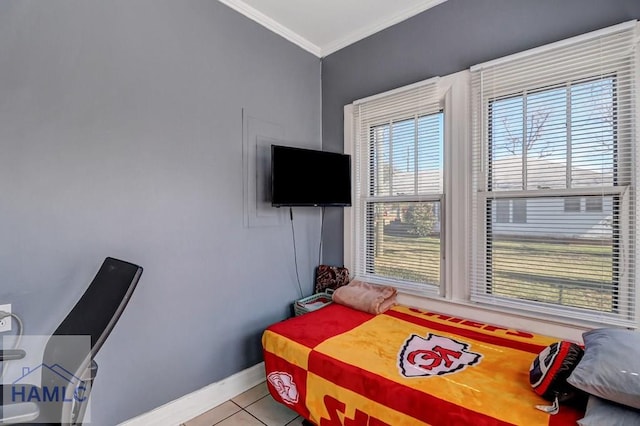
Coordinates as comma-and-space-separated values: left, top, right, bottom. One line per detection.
321, 0, 640, 266
0, 1, 320, 424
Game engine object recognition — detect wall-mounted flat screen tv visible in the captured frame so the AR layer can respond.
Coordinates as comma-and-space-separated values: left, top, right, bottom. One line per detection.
271, 145, 352, 207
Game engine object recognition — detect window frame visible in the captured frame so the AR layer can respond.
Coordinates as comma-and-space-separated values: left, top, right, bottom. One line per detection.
344, 20, 639, 334
347, 77, 448, 296
470, 21, 638, 328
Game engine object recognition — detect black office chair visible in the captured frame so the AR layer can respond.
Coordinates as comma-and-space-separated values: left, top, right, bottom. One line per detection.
0, 257, 143, 425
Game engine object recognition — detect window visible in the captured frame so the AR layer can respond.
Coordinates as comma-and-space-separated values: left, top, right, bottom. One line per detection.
563, 196, 604, 213
585, 196, 603, 213
350, 79, 444, 294
495, 199, 528, 224
345, 20, 638, 329
564, 197, 581, 213
470, 21, 638, 326
495, 199, 510, 223
512, 199, 527, 223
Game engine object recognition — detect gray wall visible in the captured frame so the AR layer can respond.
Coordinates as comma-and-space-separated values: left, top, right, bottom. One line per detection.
0, 1, 320, 424
321, 0, 640, 266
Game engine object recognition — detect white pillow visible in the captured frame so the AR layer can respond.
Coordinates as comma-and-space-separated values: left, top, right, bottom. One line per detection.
567, 328, 640, 409
578, 396, 640, 426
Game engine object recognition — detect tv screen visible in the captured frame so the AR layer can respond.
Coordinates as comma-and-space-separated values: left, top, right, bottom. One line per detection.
271, 145, 352, 207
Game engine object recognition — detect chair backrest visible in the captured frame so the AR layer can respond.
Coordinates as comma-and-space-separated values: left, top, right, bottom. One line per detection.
50, 257, 143, 351
39, 257, 143, 424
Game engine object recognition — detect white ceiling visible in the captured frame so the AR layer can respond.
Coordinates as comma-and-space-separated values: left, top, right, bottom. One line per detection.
218, 0, 448, 57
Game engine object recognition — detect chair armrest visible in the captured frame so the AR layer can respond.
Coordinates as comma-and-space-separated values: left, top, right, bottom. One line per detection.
77, 360, 98, 382
0, 402, 40, 424
0, 349, 26, 361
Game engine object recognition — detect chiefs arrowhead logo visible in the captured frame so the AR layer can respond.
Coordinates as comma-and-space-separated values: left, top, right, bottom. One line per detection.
398, 333, 482, 378
267, 371, 299, 405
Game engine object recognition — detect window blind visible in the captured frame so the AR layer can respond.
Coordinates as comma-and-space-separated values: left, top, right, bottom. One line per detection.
469, 21, 639, 326
352, 78, 444, 294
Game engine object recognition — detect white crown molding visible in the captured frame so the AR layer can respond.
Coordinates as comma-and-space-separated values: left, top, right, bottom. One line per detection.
219, 0, 448, 58
218, 0, 322, 57
320, 0, 449, 57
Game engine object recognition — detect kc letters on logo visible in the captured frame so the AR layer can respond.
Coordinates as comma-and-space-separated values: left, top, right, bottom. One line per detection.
398, 333, 482, 377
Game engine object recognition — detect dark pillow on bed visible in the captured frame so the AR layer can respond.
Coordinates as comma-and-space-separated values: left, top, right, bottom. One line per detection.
529, 341, 584, 402
578, 396, 640, 426
314, 264, 349, 293
567, 328, 640, 409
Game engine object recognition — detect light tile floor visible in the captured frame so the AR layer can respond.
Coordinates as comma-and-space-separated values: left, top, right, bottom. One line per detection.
182, 381, 304, 426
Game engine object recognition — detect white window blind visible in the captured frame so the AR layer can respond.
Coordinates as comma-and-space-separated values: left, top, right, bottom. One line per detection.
470, 21, 639, 326
352, 78, 444, 294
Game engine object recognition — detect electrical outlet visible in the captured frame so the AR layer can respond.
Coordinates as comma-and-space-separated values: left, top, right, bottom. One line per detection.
0, 303, 12, 332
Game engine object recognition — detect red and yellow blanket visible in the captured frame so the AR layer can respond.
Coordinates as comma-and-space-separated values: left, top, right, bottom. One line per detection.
262, 304, 583, 425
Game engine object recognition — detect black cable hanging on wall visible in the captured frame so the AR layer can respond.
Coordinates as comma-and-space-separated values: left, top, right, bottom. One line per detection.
289, 206, 325, 299
289, 207, 304, 298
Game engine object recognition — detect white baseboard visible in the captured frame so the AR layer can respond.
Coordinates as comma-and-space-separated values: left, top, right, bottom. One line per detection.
118, 362, 266, 426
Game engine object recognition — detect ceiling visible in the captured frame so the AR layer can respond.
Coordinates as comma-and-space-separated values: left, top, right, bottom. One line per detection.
218, 0, 449, 58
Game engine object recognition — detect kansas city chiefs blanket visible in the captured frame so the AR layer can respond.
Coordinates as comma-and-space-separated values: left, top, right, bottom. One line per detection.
262, 304, 583, 426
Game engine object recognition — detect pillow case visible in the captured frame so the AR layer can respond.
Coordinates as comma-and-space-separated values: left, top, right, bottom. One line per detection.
578, 396, 640, 426
567, 328, 640, 409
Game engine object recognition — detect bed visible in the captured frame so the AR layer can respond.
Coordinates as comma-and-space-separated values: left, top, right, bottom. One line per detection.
262, 303, 584, 425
